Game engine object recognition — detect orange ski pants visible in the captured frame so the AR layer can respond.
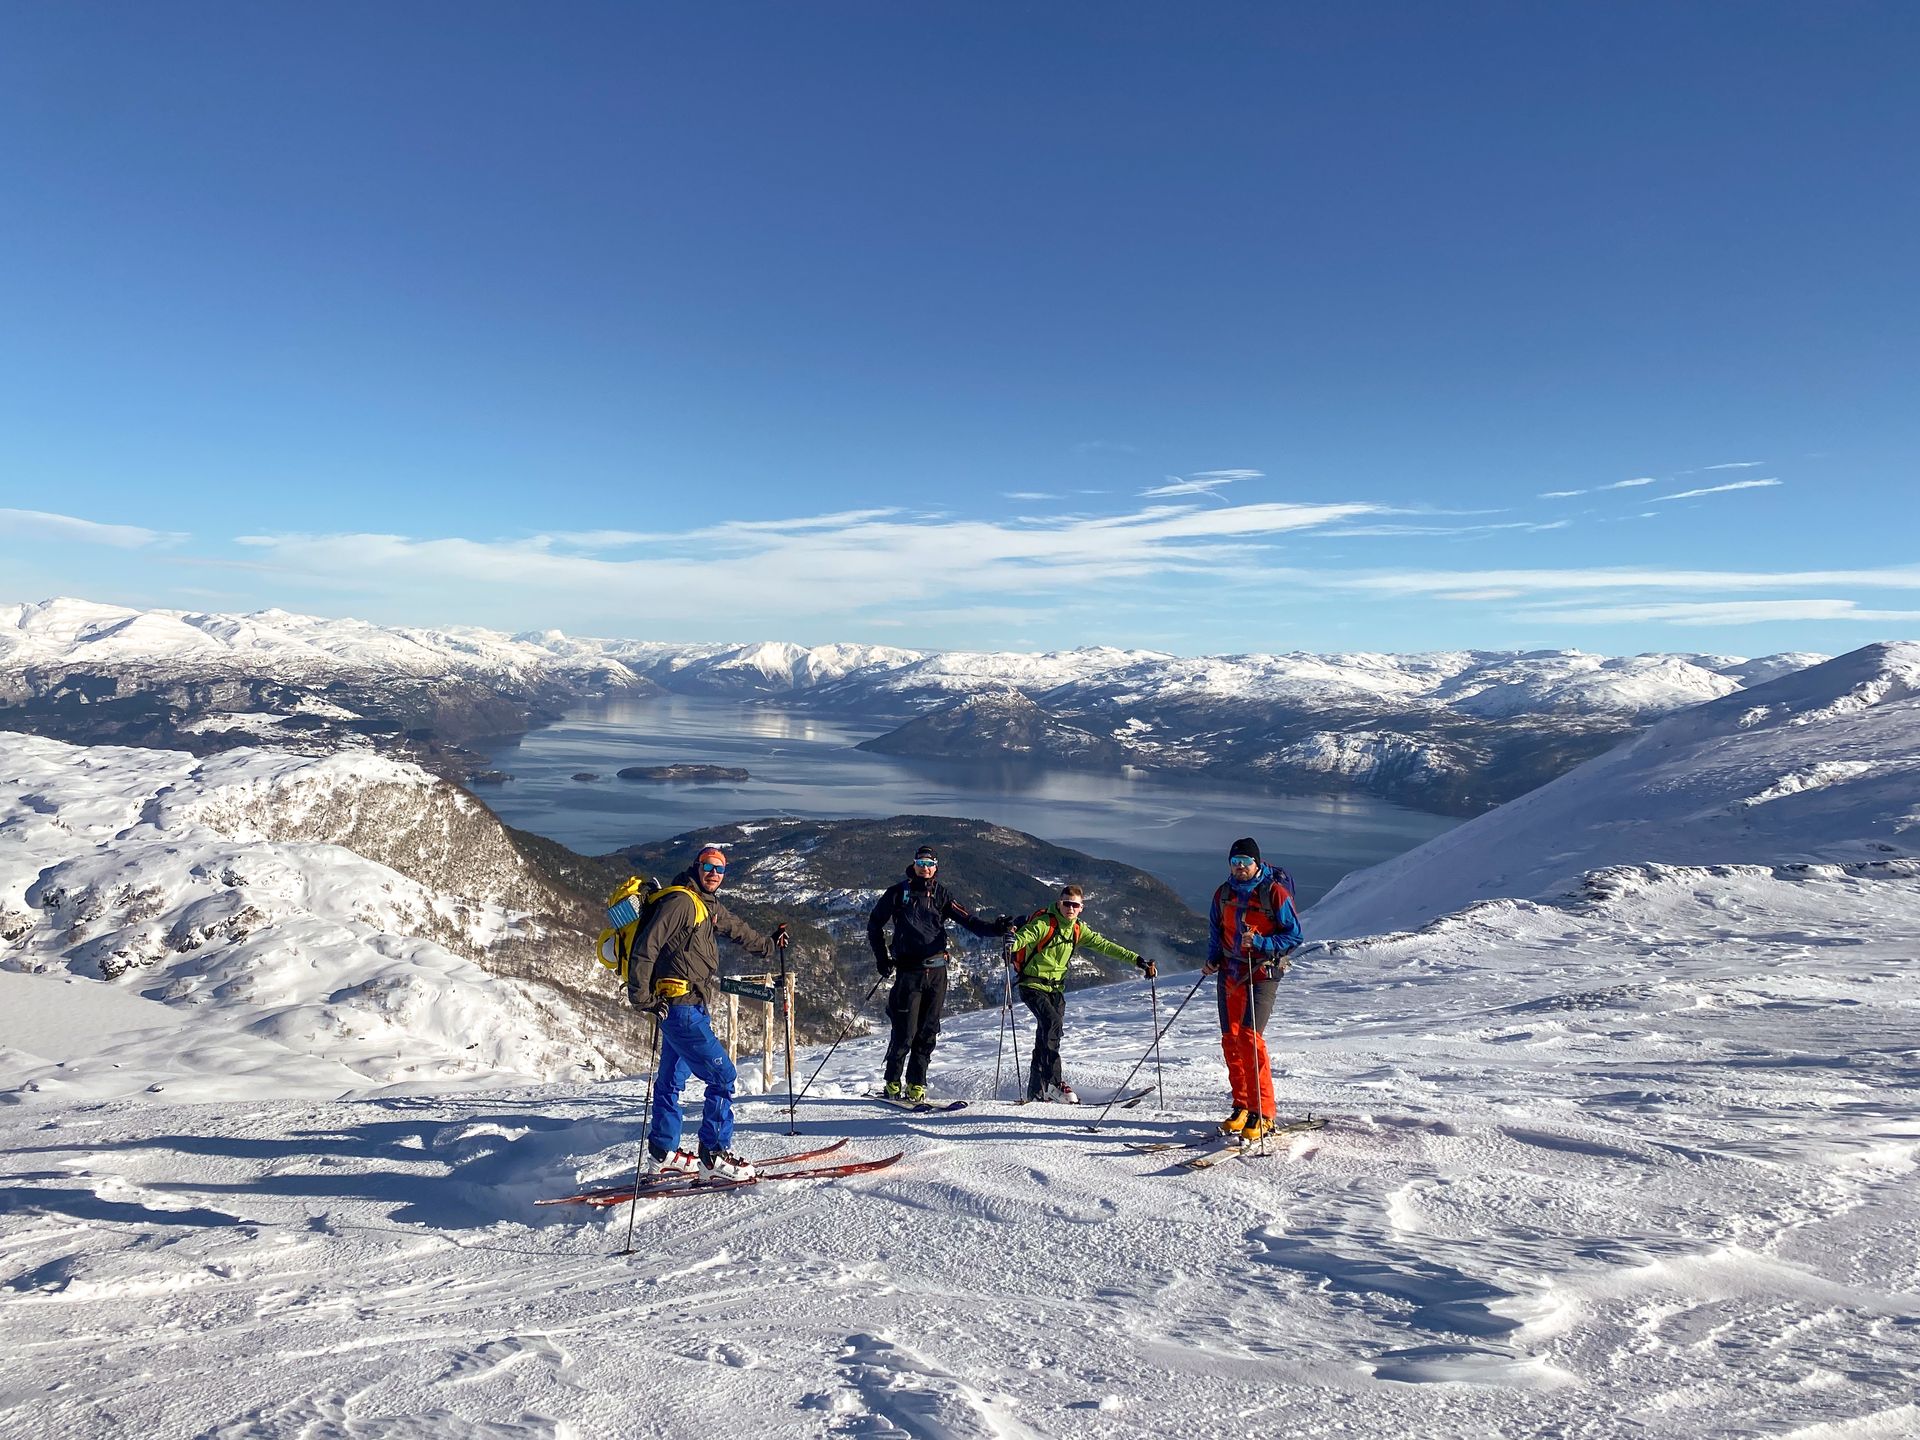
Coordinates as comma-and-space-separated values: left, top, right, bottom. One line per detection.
1217, 969, 1279, 1119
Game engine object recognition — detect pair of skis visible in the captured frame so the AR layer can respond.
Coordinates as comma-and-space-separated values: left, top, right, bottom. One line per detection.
865, 1091, 969, 1114
1125, 1115, 1327, 1170
537, 1138, 902, 1206
863, 1084, 1148, 1113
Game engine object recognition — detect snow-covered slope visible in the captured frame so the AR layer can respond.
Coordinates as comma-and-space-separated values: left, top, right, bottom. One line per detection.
1309, 642, 1920, 939
0, 853, 1914, 1437
0, 734, 637, 1101
1, 643, 1917, 1436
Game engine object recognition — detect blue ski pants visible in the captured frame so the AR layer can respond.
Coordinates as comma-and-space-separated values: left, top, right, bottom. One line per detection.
647, 1004, 736, 1156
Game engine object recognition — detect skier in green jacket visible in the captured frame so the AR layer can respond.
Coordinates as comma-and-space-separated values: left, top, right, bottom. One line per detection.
1007, 884, 1156, 1103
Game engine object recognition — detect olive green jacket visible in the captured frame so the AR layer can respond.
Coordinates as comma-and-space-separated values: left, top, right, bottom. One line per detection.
1009, 904, 1139, 993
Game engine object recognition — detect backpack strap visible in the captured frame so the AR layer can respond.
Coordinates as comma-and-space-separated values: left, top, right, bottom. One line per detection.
1012, 907, 1060, 972
650, 884, 710, 928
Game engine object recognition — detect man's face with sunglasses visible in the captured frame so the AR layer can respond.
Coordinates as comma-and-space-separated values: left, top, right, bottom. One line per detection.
696, 858, 727, 893
911, 856, 938, 880
1228, 855, 1259, 879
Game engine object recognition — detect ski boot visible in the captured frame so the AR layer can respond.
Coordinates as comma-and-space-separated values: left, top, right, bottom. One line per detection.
698, 1146, 758, 1183
1240, 1115, 1275, 1144
1046, 1081, 1080, 1105
1220, 1108, 1250, 1136
903, 1083, 927, 1105
883, 1079, 904, 1100
646, 1143, 698, 1178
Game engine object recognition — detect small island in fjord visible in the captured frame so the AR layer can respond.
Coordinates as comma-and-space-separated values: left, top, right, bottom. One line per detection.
615, 764, 751, 783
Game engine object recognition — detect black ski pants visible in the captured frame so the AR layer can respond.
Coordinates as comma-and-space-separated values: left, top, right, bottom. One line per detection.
1019, 984, 1065, 1098
883, 966, 948, 1088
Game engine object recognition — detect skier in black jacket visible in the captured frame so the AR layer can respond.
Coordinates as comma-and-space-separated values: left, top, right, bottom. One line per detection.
866, 845, 1010, 1102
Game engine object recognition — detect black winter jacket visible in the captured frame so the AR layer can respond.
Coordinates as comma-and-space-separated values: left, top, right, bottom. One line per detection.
867, 870, 1000, 970
629, 867, 778, 1010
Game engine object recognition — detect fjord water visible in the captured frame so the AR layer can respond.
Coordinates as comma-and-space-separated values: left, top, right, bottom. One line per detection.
478, 697, 1456, 912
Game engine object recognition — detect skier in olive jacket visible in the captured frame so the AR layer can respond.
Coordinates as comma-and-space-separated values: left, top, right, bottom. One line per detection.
866, 845, 1009, 1102
629, 844, 787, 1182
1007, 884, 1156, 1104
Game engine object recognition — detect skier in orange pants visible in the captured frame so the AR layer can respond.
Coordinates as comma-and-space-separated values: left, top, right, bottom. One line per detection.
1204, 837, 1302, 1141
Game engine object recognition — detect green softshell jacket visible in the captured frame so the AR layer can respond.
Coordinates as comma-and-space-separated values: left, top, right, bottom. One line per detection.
1009, 904, 1139, 993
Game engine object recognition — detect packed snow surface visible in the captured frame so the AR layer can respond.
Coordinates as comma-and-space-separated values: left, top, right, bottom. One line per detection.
2, 643, 1915, 1438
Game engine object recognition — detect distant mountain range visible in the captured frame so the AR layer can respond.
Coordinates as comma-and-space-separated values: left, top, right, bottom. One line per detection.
2, 596, 1828, 813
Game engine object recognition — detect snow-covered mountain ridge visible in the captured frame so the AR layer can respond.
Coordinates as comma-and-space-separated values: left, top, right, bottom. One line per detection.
2, 597, 1834, 814
4, 596, 1817, 717
0, 733, 650, 1100
1309, 641, 1920, 938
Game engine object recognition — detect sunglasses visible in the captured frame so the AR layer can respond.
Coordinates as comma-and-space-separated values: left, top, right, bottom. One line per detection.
912, 859, 938, 868
1060, 900, 1083, 911
1228, 857, 1258, 869
699, 862, 727, 875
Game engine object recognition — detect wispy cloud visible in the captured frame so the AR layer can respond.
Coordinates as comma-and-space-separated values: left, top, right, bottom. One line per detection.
1330, 564, 1920, 597
1140, 469, 1261, 501
1600, 477, 1658, 489
1538, 489, 1586, 499
1700, 460, 1765, 471
1528, 598, 1920, 625
232, 495, 1375, 628
1002, 492, 1062, 501
1652, 479, 1781, 503
0, 507, 186, 549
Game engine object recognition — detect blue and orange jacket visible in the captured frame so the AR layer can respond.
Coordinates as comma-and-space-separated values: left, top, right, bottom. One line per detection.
1207, 863, 1302, 980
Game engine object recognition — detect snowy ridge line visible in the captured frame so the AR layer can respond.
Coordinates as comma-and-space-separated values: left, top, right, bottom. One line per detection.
1309, 642, 1920, 939
1, 594, 1829, 720
1319, 857, 1920, 958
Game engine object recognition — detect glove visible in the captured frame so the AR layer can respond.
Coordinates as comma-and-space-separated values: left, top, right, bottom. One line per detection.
1202, 959, 1220, 976
628, 989, 667, 1020
774, 923, 790, 950
876, 958, 895, 980
1135, 957, 1157, 980
995, 915, 1017, 936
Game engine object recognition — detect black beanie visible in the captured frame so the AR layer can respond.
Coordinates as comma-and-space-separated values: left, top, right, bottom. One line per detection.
1229, 837, 1260, 863
914, 845, 938, 861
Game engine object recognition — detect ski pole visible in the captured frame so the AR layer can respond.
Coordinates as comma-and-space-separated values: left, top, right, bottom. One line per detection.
994, 930, 1014, 1098
778, 932, 798, 1136
793, 975, 885, 1104
620, 1012, 662, 1257
1083, 966, 1210, 1133
1148, 968, 1165, 1110
1007, 963, 1023, 1103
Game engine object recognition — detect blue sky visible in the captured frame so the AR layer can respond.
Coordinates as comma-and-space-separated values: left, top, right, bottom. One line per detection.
2, 2, 1916, 657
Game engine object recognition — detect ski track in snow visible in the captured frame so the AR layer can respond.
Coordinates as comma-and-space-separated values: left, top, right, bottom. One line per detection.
4, 862, 1918, 1438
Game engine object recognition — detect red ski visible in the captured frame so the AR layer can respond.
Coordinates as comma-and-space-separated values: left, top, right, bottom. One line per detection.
644, 1150, 906, 1198
536, 1137, 850, 1207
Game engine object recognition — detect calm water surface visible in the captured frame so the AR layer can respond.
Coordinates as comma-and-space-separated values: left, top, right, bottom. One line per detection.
478, 697, 1457, 912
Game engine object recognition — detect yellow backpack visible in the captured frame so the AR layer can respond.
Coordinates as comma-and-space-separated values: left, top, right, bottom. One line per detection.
595, 875, 709, 984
